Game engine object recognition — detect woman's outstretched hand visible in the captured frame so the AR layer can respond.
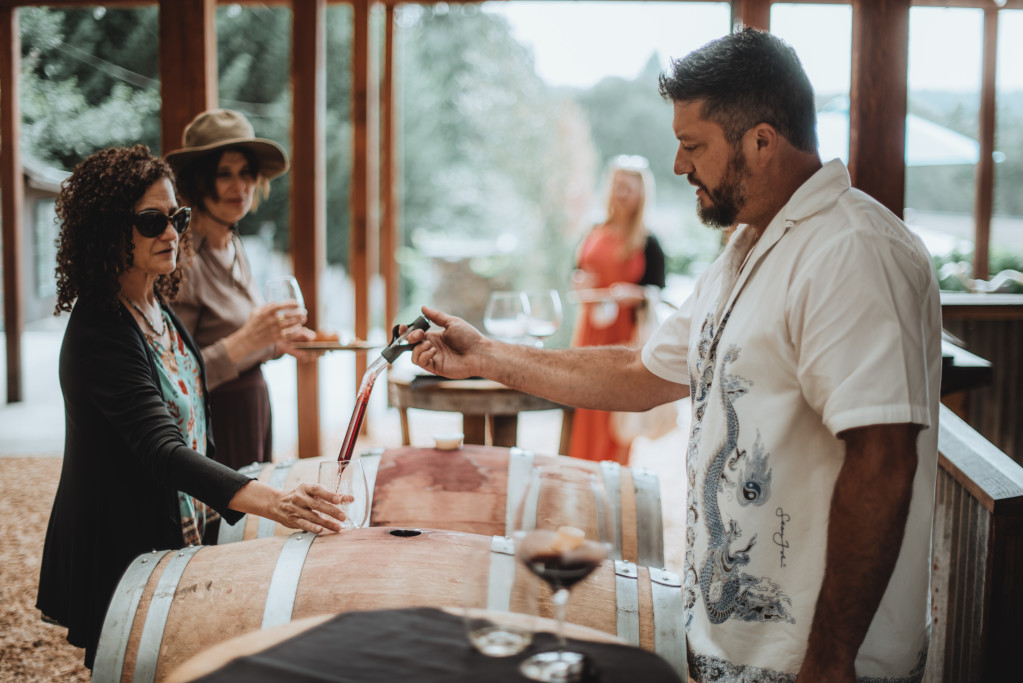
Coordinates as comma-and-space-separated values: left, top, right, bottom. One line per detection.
229, 480, 348, 534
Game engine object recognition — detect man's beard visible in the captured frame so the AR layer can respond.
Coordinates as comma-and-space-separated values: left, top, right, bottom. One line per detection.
695, 150, 750, 229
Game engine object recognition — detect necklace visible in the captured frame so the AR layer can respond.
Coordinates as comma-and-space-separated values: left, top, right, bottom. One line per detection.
123, 296, 166, 338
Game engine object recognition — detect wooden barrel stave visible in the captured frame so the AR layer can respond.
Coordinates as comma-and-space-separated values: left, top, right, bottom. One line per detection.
219, 446, 664, 568
97, 528, 684, 682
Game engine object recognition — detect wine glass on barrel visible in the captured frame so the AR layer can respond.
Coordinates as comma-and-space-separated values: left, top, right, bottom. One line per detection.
511, 466, 613, 682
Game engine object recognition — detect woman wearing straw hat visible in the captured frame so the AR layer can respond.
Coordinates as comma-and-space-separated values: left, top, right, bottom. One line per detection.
166, 109, 314, 470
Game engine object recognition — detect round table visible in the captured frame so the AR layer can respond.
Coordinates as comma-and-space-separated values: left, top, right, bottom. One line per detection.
387, 372, 573, 451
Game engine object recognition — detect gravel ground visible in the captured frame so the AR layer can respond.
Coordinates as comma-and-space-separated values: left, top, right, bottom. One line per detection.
0, 457, 90, 681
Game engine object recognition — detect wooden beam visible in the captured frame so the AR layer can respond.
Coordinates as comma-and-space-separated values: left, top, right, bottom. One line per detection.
849, 0, 909, 218
731, 0, 771, 32
158, 0, 217, 155
1, 6, 24, 403
973, 8, 997, 282
381, 4, 397, 331
351, 0, 370, 391
291, 0, 327, 458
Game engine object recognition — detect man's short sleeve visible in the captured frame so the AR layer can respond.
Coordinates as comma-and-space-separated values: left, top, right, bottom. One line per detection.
642, 295, 692, 384
789, 230, 934, 435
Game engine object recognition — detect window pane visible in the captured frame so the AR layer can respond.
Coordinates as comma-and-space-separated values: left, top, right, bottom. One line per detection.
396, 2, 730, 342
993, 10, 1023, 283
905, 7, 983, 272
216, 4, 293, 287
771, 4, 851, 165
18, 5, 161, 321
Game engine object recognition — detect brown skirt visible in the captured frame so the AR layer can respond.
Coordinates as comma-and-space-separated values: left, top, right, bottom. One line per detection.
208, 365, 273, 470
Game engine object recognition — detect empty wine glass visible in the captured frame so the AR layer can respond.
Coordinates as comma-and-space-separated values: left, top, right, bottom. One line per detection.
512, 466, 612, 682
265, 275, 306, 338
317, 459, 369, 530
524, 290, 563, 347
265, 275, 304, 309
484, 291, 530, 342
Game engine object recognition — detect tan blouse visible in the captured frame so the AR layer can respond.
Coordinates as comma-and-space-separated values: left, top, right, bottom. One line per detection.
173, 231, 276, 390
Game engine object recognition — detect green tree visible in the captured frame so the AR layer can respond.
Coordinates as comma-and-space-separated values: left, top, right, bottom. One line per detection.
20, 7, 161, 169
397, 5, 596, 327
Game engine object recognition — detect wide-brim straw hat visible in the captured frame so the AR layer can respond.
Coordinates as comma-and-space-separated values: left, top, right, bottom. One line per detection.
164, 109, 289, 180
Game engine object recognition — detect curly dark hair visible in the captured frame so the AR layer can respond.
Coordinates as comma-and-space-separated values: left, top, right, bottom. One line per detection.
658, 28, 818, 153
54, 145, 191, 314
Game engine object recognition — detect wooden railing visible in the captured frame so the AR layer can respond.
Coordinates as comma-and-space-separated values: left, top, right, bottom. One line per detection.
924, 405, 1023, 682
941, 292, 1023, 467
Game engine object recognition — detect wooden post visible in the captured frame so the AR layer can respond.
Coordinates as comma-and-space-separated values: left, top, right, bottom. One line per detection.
731, 0, 771, 32
1, 6, 25, 403
291, 0, 327, 458
849, 0, 910, 218
381, 4, 398, 333
973, 8, 998, 282
158, 0, 217, 154
352, 0, 370, 394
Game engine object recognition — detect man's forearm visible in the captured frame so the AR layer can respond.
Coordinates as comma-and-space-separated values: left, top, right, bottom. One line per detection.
477, 342, 687, 412
796, 424, 919, 681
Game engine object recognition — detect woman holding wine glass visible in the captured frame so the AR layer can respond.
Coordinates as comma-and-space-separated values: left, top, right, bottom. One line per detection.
568, 155, 665, 465
167, 109, 315, 469
513, 466, 613, 682
36, 146, 347, 671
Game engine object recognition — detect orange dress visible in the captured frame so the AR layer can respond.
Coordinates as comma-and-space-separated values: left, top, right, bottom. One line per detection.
569, 226, 646, 464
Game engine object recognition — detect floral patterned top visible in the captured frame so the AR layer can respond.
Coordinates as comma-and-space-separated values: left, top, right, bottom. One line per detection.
145, 308, 215, 546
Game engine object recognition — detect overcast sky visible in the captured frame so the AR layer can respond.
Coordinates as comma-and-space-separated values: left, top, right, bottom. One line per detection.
484, 2, 1023, 95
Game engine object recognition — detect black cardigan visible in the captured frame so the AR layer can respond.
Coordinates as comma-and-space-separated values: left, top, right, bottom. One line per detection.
35, 296, 252, 668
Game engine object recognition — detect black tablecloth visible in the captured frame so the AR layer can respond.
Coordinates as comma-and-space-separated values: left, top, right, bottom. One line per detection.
194, 607, 683, 683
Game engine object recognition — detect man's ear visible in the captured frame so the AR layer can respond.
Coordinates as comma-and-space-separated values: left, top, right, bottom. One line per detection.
747, 123, 778, 166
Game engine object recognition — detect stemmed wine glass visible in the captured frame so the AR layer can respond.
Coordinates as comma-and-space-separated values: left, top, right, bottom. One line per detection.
523, 290, 563, 347
265, 275, 306, 337
317, 459, 370, 529
512, 466, 613, 682
483, 291, 530, 342
265, 275, 304, 309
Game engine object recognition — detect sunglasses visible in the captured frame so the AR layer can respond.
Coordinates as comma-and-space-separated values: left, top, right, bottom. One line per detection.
134, 207, 191, 238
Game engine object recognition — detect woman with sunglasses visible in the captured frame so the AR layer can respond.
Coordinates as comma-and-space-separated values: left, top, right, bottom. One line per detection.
165, 109, 313, 470
36, 146, 346, 670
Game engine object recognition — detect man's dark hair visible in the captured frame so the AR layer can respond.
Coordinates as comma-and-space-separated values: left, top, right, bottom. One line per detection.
658, 28, 818, 153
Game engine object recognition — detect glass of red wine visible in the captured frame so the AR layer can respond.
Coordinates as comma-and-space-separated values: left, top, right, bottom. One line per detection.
511, 466, 612, 682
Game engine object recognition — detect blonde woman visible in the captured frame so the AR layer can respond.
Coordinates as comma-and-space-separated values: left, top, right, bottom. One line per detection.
569, 155, 665, 464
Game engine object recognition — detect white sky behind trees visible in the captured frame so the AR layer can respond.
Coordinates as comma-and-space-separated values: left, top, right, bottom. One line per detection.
484, 2, 1023, 96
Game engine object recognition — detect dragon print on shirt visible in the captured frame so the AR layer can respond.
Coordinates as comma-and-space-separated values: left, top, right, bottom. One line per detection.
686, 311, 794, 628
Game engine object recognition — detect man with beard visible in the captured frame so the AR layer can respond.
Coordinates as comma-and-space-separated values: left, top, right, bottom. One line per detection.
407, 28, 939, 683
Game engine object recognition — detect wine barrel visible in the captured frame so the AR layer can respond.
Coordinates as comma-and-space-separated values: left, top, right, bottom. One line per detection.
94, 528, 685, 683
218, 446, 665, 567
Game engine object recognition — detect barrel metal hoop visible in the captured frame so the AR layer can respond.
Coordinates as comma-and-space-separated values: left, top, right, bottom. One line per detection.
648, 567, 688, 680
487, 535, 516, 612
133, 545, 202, 683
257, 460, 297, 538
600, 461, 624, 561
631, 467, 665, 568
506, 448, 535, 534
218, 463, 270, 544
262, 532, 316, 629
92, 549, 171, 683
613, 559, 640, 647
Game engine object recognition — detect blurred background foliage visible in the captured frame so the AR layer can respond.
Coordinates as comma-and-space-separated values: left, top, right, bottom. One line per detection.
22, 3, 1019, 330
